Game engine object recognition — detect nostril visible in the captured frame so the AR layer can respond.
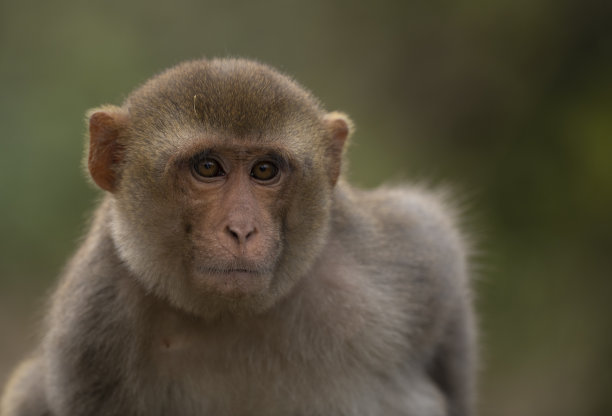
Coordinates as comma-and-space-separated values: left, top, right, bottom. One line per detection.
228, 228, 239, 241
245, 229, 256, 241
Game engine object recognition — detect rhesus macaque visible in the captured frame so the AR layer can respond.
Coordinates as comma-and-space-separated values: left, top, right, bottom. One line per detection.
1, 58, 476, 416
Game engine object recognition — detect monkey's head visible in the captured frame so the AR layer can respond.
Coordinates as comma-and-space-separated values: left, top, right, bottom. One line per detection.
86, 59, 353, 318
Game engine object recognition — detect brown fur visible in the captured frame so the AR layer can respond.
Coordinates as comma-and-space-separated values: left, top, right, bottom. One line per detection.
1, 58, 476, 416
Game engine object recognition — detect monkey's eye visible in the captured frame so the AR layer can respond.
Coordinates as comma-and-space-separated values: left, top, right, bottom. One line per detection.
251, 161, 279, 181
193, 158, 224, 178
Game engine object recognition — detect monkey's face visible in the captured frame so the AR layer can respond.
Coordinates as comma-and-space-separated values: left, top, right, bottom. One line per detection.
87, 59, 352, 317
108, 129, 335, 317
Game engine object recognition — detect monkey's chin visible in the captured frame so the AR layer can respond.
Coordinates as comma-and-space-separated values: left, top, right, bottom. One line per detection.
192, 267, 273, 299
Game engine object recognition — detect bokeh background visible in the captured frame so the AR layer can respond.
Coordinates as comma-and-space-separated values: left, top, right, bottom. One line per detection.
1, 0, 611, 414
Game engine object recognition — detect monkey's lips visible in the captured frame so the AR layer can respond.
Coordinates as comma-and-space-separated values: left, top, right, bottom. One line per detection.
193, 265, 272, 297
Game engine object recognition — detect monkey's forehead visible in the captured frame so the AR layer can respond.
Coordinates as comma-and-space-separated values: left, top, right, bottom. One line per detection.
125, 59, 325, 136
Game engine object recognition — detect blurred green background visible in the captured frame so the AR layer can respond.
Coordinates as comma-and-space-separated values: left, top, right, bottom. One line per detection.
1, 0, 611, 414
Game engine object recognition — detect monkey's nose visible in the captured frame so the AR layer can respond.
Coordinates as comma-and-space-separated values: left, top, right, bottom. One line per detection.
225, 224, 257, 246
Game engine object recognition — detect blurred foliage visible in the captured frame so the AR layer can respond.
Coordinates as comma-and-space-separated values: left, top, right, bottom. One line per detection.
1, 0, 611, 414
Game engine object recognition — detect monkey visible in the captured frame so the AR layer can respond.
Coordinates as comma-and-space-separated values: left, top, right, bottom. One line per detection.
0, 58, 476, 416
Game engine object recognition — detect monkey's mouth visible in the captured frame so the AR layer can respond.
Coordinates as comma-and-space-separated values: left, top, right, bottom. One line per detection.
200, 267, 264, 275
193, 265, 273, 297
226, 268, 257, 273
195, 263, 273, 282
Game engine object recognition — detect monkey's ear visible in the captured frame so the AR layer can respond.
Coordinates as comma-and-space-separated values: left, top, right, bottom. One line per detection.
324, 111, 354, 185
87, 107, 128, 193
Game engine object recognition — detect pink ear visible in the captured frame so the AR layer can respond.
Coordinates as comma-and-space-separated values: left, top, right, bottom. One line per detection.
88, 110, 126, 192
324, 112, 354, 186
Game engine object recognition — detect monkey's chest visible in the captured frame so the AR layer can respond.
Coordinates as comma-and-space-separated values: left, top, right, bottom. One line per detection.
142, 332, 398, 415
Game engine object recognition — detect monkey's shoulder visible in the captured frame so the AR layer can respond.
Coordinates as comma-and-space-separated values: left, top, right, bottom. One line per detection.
336, 184, 467, 261
323, 185, 470, 361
